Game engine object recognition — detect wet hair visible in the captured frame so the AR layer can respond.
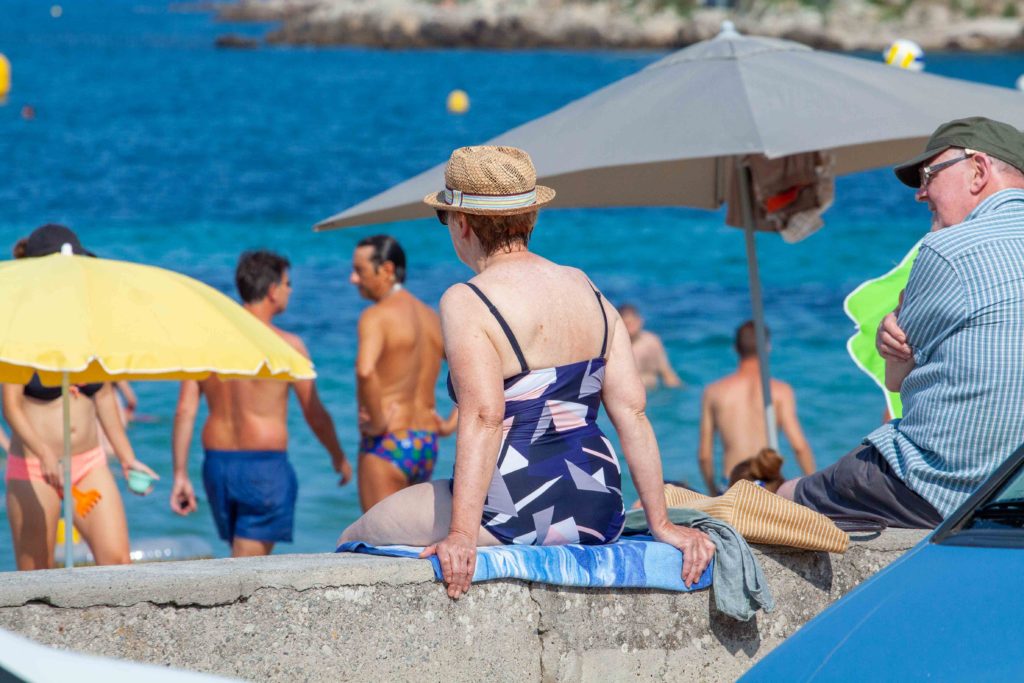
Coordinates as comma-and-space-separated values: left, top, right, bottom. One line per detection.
728, 448, 785, 493
356, 234, 406, 284
12, 238, 28, 259
463, 211, 537, 255
617, 303, 639, 317
235, 250, 290, 304
735, 320, 769, 359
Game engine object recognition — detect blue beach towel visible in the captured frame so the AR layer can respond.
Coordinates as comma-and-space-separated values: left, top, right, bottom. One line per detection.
337, 535, 713, 592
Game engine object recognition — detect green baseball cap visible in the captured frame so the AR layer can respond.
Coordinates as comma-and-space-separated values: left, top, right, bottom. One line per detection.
894, 116, 1024, 188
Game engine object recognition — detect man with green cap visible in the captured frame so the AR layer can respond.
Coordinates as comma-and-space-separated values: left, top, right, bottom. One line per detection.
780, 116, 1024, 528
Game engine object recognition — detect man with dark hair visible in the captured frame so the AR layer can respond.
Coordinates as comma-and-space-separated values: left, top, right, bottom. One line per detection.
350, 235, 455, 511
170, 250, 352, 557
781, 117, 1024, 528
617, 303, 682, 389
697, 320, 815, 495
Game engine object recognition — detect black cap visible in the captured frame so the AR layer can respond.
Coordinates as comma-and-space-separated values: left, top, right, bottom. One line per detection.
23, 224, 94, 257
894, 117, 1024, 188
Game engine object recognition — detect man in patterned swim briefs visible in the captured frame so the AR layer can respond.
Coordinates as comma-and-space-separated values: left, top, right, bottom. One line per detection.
350, 235, 457, 511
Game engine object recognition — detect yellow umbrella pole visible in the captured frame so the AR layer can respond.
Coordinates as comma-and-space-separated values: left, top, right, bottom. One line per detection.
62, 372, 74, 569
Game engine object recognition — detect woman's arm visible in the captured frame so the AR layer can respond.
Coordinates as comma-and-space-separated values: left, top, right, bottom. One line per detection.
2, 384, 61, 488
95, 384, 157, 481
600, 305, 715, 587
420, 285, 506, 599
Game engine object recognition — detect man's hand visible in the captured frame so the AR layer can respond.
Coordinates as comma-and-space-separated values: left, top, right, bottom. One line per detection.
876, 290, 912, 362
358, 403, 397, 437
170, 476, 197, 515
334, 456, 353, 486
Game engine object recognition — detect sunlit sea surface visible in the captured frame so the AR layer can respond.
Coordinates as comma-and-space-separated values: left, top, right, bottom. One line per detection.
1, 0, 1023, 570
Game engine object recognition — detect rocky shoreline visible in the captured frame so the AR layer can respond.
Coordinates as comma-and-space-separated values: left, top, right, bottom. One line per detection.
209, 0, 1024, 51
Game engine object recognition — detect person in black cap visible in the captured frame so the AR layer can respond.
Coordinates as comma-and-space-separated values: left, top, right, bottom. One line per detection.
780, 116, 1024, 529
4, 224, 158, 570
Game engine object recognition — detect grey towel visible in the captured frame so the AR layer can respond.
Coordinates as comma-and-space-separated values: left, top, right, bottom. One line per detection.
624, 507, 775, 621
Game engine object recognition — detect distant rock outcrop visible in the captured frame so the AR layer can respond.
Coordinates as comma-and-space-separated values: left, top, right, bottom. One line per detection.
214, 0, 1024, 51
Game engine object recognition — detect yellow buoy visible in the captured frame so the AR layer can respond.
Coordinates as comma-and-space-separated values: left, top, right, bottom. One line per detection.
446, 89, 470, 115
56, 518, 82, 544
0, 54, 10, 98
51, 5, 63, 18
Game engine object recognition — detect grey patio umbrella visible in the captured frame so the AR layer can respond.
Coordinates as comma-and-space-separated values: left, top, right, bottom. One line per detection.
316, 24, 1024, 450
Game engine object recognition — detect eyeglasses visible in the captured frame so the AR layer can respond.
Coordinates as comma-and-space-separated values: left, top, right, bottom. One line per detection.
435, 209, 448, 226
919, 149, 976, 188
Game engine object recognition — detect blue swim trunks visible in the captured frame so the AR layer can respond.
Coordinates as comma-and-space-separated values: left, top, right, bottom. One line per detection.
202, 450, 298, 544
358, 430, 438, 484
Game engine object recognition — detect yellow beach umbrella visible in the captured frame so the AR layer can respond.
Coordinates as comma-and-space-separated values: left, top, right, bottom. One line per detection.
0, 248, 316, 568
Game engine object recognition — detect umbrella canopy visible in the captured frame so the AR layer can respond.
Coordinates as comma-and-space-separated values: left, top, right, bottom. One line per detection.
0, 252, 315, 386
315, 29, 1024, 231
0, 249, 315, 569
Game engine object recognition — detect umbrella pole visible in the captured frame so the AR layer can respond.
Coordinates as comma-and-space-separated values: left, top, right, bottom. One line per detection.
735, 159, 780, 451
62, 372, 74, 569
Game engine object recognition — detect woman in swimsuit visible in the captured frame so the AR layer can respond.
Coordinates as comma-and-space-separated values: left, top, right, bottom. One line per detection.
4, 225, 159, 570
340, 147, 715, 598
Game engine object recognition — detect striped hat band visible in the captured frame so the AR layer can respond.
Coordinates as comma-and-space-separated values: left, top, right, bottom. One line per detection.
443, 187, 538, 211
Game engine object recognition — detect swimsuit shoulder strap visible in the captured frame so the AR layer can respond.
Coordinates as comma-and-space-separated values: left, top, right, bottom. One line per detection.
588, 282, 609, 358
463, 282, 529, 373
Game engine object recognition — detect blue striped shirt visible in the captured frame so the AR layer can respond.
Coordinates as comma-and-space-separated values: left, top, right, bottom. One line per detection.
867, 189, 1024, 517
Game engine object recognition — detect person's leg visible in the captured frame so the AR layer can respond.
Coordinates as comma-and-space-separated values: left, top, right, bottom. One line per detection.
357, 453, 409, 512
6, 479, 61, 570
790, 443, 942, 529
778, 477, 800, 500
73, 462, 130, 565
339, 480, 499, 547
232, 538, 274, 557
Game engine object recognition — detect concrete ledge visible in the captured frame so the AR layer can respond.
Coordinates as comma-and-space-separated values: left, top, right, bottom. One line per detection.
0, 530, 926, 682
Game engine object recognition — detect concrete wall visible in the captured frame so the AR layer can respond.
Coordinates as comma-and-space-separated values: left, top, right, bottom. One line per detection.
0, 530, 926, 682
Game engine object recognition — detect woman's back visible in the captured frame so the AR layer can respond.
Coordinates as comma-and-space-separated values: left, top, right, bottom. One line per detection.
467, 254, 612, 378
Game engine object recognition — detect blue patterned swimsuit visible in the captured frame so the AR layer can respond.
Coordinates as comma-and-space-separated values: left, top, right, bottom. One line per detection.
447, 282, 626, 546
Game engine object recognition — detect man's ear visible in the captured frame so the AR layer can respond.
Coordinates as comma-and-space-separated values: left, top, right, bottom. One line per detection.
971, 153, 993, 195
380, 260, 396, 280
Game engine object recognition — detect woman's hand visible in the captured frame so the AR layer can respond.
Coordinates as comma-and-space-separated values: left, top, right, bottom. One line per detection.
419, 531, 477, 599
121, 457, 160, 484
653, 523, 716, 588
38, 448, 63, 491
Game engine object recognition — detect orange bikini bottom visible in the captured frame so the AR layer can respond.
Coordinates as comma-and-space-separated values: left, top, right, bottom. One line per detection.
5, 445, 106, 486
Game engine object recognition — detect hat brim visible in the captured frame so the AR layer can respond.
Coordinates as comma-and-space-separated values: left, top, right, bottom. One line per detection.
893, 146, 950, 188
423, 185, 556, 216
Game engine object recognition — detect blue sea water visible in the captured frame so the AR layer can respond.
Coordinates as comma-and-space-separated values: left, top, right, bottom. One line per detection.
1, 0, 1022, 571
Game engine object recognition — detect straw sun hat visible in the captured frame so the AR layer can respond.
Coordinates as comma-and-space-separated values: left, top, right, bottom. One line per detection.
423, 145, 555, 216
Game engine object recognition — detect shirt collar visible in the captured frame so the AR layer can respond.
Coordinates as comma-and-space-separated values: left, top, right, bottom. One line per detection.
965, 188, 1024, 223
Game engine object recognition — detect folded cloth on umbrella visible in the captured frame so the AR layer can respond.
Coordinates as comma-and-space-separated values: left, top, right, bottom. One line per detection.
726, 151, 836, 243
662, 480, 849, 553
337, 536, 712, 593
624, 507, 774, 621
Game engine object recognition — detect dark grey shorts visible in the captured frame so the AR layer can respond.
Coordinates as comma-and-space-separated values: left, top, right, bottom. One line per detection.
793, 443, 943, 529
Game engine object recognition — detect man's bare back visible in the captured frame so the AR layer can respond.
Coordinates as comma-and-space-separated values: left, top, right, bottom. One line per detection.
197, 326, 301, 451
697, 325, 815, 495
702, 371, 794, 479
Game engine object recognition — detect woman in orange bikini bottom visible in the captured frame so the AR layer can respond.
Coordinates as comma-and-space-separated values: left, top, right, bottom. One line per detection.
3, 375, 158, 571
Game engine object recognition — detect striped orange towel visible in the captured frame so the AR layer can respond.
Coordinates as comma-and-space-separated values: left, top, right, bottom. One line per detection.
663, 480, 848, 553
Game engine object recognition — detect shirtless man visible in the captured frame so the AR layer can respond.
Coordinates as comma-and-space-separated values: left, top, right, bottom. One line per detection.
618, 304, 682, 389
698, 321, 814, 495
350, 235, 455, 511
170, 250, 352, 557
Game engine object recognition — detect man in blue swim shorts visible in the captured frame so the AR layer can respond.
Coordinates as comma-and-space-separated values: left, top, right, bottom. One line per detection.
350, 235, 456, 510
170, 250, 353, 556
